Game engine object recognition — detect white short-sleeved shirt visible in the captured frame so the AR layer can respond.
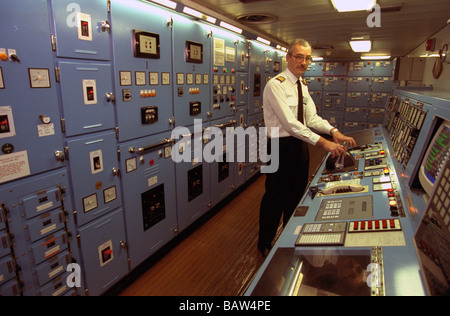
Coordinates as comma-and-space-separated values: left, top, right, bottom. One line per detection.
263, 68, 334, 145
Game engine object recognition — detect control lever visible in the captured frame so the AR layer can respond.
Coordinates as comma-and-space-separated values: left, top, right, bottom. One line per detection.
309, 186, 319, 199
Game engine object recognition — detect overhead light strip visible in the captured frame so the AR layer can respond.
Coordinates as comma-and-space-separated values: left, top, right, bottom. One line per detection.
257, 37, 271, 46
350, 40, 372, 52
361, 55, 391, 60
150, 0, 177, 10
331, 0, 376, 12
183, 6, 217, 24
219, 21, 243, 34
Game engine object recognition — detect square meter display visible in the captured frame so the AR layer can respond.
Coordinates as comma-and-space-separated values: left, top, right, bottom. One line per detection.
133, 30, 160, 59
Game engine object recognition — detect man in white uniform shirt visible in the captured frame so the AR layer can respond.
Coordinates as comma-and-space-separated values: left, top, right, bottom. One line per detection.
258, 39, 356, 256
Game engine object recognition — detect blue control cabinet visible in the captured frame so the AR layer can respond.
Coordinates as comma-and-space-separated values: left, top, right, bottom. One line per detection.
111, 0, 174, 142
118, 131, 178, 269
0, 0, 65, 181
50, 0, 111, 61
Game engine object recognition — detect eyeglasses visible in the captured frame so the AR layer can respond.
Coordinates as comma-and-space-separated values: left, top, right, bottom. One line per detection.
289, 54, 313, 63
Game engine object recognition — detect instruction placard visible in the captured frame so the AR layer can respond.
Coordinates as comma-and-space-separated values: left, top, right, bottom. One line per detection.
0, 150, 31, 184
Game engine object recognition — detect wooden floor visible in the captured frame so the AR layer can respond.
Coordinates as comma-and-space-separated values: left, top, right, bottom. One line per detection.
119, 175, 267, 296
117, 144, 327, 296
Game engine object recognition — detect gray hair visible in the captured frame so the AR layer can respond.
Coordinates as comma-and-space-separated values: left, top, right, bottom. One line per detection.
287, 39, 311, 55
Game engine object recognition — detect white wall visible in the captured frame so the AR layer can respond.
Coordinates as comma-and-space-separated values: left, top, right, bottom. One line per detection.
408, 24, 450, 92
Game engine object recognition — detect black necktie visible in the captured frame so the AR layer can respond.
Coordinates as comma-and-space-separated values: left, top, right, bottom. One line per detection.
297, 80, 304, 124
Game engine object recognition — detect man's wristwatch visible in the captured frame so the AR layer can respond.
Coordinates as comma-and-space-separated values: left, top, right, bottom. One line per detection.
330, 128, 339, 135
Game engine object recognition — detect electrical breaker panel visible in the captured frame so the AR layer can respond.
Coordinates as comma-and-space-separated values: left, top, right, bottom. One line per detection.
111, 1, 174, 142
172, 16, 212, 127
119, 132, 178, 269
0, 0, 406, 297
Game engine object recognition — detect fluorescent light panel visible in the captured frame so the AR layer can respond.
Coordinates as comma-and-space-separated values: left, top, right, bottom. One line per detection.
361, 55, 391, 60
350, 40, 372, 52
183, 7, 216, 24
256, 37, 271, 45
331, 0, 376, 12
150, 0, 177, 10
219, 21, 243, 34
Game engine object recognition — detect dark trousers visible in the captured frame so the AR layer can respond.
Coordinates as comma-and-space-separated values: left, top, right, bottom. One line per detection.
258, 137, 310, 251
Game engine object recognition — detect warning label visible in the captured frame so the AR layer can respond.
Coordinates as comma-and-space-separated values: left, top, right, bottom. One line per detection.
0, 151, 31, 184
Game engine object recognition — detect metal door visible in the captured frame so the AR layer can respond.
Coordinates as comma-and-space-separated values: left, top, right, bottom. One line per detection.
50, 0, 111, 61
65, 131, 122, 226
58, 62, 115, 137
119, 132, 177, 269
111, 0, 174, 141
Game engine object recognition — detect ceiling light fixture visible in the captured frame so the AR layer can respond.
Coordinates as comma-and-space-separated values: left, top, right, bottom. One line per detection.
331, 0, 376, 12
150, 0, 177, 10
219, 21, 243, 34
256, 37, 271, 45
183, 7, 217, 24
361, 55, 391, 60
350, 40, 372, 52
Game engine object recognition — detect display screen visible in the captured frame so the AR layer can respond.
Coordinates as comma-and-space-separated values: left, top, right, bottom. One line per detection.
424, 124, 450, 184
251, 248, 378, 296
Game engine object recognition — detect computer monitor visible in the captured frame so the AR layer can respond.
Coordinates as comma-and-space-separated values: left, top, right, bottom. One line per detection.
419, 119, 450, 197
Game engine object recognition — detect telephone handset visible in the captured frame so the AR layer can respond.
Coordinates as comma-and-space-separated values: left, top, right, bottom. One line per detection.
321, 183, 365, 195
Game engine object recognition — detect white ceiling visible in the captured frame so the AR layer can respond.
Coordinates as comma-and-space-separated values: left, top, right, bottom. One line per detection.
181, 0, 450, 59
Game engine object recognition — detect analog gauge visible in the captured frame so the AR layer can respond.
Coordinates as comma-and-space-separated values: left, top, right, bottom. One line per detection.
150, 72, 159, 85
120, 71, 132, 86
177, 73, 184, 85
135, 71, 146, 86
28, 68, 51, 88
126, 157, 137, 173
0, 67, 4, 89
162, 72, 170, 85
186, 73, 194, 85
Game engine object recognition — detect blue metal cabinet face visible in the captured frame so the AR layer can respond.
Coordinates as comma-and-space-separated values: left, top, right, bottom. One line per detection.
172, 16, 212, 127
77, 208, 128, 296
245, 113, 264, 180
236, 40, 250, 73
305, 62, 325, 77
0, 0, 65, 181
305, 77, 324, 91
58, 62, 115, 137
309, 90, 323, 109
345, 107, 369, 122
0, 231, 11, 258
50, 0, 111, 61
248, 42, 265, 115
209, 117, 237, 205
0, 279, 20, 296
0, 255, 16, 286
118, 132, 177, 269
346, 92, 371, 107
373, 61, 393, 76
367, 108, 387, 123
371, 92, 390, 108
211, 31, 240, 120
324, 62, 348, 76
235, 73, 249, 107
174, 125, 212, 232
323, 77, 347, 91
348, 61, 374, 76
65, 131, 122, 226
372, 76, 394, 92
324, 92, 346, 110
233, 107, 248, 189
111, 1, 174, 142
347, 77, 372, 92
0, 169, 81, 296
321, 110, 344, 131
